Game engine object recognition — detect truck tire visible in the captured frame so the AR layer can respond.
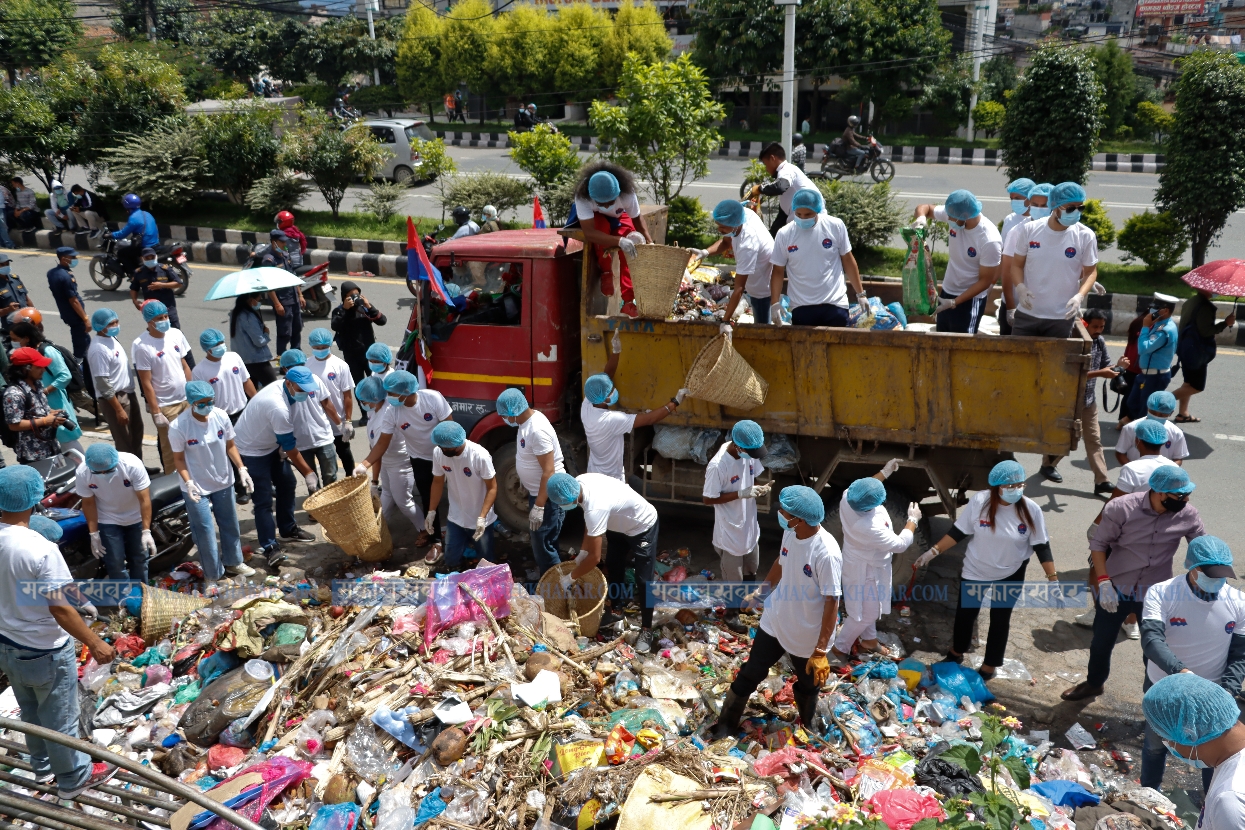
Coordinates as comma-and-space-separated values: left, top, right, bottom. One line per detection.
491, 442, 530, 533
821, 486, 929, 591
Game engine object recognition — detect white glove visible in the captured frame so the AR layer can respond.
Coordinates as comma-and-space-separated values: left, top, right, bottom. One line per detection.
675, 388, 688, 404
80, 603, 98, 621
370, 482, 381, 499
935, 297, 956, 315
141, 529, 157, 558
692, 248, 709, 259
739, 485, 759, 500
89, 531, 105, 560
1091, 281, 1107, 296
752, 483, 772, 499
574, 549, 590, 565
1014, 283, 1034, 311
769, 304, 783, 324
1097, 578, 1119, 613
559, 573, 574, 591
912, 216, 928, 229
353, 463, 369, 477
1064, 295, 1083, 320
914, 547, 939, 569
473, 516, 487, 542
1006, 308, 1016, 325
906, 502, 922, 524
881, 458, 901, 479
719, 323, 733, 341
185, 481, 205, 504
617, 237, 637, 258
856, 292, 869, 309
424, 511, 436, 536
237, 467, 254, 494
153, 412, 169, 428
342, 421, 355, 441
611, 329, 621, 354
528, 504, 544, 531
304, 471, 319, 494
1048, 581, 1066, 609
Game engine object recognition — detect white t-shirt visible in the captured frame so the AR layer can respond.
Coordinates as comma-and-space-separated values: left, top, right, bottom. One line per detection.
290, 374, 335, 452
953, 490, 1049, 582
73, 452, 150, 526
131, 329, 193, 407
760, 526, 843, 658
1116, 454, 1178, 494
310, 355, 354, 437
702, 442, 761, 557
191, 352, 251, 415
770, 214, 853, 310
1203, 747, 1245, 830
86, 334, 134, 394
579, 473, 656, 537
839, 491, 914, 566
1141, 575, 1245, 685
168, 408, 236, 495
735, 208, 776, 299
1000, 212, 1028, 251
934, 207, 1003, 297
396, 390, 453, 461
433, 441, 496, 529
574, 192, 642, 226
1115, 419, 1189, 462
365, 402, 410, 465
580, 399, 635, 481
1010, 220, 1099, 320
516, 410, 565, 497
0, 524, 73, 650
774, 160, 817, 217
233, 381, 296, 458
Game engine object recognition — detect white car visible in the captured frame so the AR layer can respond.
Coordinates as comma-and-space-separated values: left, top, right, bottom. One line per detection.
363, 118, 436, 183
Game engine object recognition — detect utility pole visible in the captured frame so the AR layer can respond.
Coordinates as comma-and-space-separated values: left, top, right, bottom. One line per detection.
775, 0, 800, 153
365, 0, 381, 86
965, 0, 997, 141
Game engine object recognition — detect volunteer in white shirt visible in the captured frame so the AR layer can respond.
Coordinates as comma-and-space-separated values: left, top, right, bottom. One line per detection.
912, 189, 1003, 334
1112, 417, 1179, 497
702, 420, 771, 584
751, 142, 818, 235
75, 443, 156, 583
425, 421, 497, 571
1005, 181, 1099, 338
710, 485, 842, 738
350, 376, 424, 536
232, 366, 322, 566
551, 471, 660, 640
997, 182, 1050, 335
707, 199, 777, 325
1140, 536, 1245, 794
834, 461, 920, 662
365, 342, 393, 380
999, 178, 1037, 252
132, 300, 192, 473
193, 328, 255, 417
581, 329, 684, 480
497, 388, 566, 575
1142, 672, 1245, 829
568, 164, 653, 319
915, 460, 1058, 681
1115, 390, 1188, 465
281, 349, 343, 487
384, 370, 453, 554
769, 188, 867, 327
87, 308, 144, 459
170, 380, 256, 585
308, 327, 357, 471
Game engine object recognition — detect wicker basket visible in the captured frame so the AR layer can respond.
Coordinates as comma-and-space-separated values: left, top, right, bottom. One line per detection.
684, 333, 769, 410
356, 496, 393, 563
141, 586, 210, 643
627, 245, 693, 319
535, 562, 608, 638
302, 475, 382, 554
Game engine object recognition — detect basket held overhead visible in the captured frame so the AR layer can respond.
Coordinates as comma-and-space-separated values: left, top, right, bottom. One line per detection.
621, 244, 693, 319
684, 332, 769, 410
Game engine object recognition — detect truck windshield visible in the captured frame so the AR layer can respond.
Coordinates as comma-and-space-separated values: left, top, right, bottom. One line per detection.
428, 260, 523, 337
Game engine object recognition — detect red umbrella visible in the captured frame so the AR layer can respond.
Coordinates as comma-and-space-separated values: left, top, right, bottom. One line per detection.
1182, 259, 1245, 298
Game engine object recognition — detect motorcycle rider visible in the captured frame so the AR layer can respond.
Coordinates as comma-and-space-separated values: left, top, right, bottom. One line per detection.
750, 142, 818, 236
275, 211, 308, 269
479, 205, 501, 234
451, 207, 479, 239
129, 247, 185, 329
75, 444, 157, 583
110, 193, 161, 279
843, 115, 868, 173
262, 230, 305, 353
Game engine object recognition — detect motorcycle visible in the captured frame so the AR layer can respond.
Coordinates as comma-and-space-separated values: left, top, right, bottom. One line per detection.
812, 135, 896, 183
90, 237, 192, 294
242, 243, 336, 319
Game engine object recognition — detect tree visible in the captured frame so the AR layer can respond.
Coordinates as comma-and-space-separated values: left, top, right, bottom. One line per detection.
972, 100, 1005, 137
263, 18, 310, 85
1118, 211, 1188, 272
396, 2, 444, 116
111, 0, 197, 44
0, 85, 76, 188
508, 124, 581, 190
302, 16, 367, 88
1135, 100, 1173, 144
200, 8, 273, 81
600, 1, 671, 89
350, 16, 403, 87
979, 53, 1017, 103
280, 109, 387, 218
193, 103, 282, 203
842, 0, 949, 130
690, 0, 782, 126
484, 5, 553, 106
550, 3, 611, 105
999, 43, 1103, 185
438, 0, 495, 117
1156, 51, 1245, 266
102, 120, 207, 208
591, 55, 723, 203
0, 0, 81, 86
919, 56, 976, 134
1090, 39, 1136, 138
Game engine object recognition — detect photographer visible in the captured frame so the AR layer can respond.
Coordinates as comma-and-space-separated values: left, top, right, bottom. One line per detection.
330, 281, 387, 384
3, 348, 68, 464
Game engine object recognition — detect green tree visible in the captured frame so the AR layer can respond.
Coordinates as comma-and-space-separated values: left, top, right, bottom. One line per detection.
591, 54, 723, 203
550, 3, 611, 105
508, 124, 581, 190
844, 0, 950, 130
919, 56, 976, 134
1135, 100, 1173, 143
396, 3, 444, 116
0, 85, 76, 188
1090, 39, 1136, 138
600, 1, 671, 88
1000, 43, 1103, 184
1156, 51, 1245, 266
979, 53, 1017, 103
690, 0, 782, 126
350, 16, 404, 87
263, 18, 310, 85
485, 5, 553, 105
441, 172, 532, 216
280, 109, 387, 218
439, 0, 495, 114
972, 100, 1005, 137
302, 16, 366, 87
200, 8, 273, 81
1118, 211, 1188, 272
102, 120, 206, 208
111, 0, 197, 44
193, 103, 282, 203
0, 0, 81, 86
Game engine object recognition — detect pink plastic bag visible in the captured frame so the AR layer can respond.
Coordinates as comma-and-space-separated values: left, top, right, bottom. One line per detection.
750, 747, 834, 779
866, 789, 945, 830
204, 755, 312, 830
425, 564, 513, 647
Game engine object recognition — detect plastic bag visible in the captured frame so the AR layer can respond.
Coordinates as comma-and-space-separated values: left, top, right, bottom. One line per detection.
81, 659, 112, 692
930, 661, 994, 704
414, 788, 446, 827
309, 803, 359, 830
761, 433, 800, 473
375, 783, 415, 830
443, 784, 488, 825
866, 789, 945, 830
689, 429, 723, 466
325, 604, 381, 667
914, 742, 985, 797
604, 723, 635, 764
900, 224, 937, 316
425, 564, 513, 647
652, 426, 699, 461
344, 721, 389, 783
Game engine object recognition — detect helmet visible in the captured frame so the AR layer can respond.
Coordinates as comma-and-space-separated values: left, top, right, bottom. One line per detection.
122, 193, 142, 212
452, 206, 471, 225
8, 307, 42, 327
792, 133, 803, 145
275, 210, 295, 229
847, 115, 860, 127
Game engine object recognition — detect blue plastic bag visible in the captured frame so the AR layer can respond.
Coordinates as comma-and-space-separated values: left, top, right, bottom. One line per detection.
198, 650, 241, 687
851, 660, 897, 680
414, 788, 446, 827
310, 803, 359, 830
930, 661, 995, 704
1030, 780, 1100, 808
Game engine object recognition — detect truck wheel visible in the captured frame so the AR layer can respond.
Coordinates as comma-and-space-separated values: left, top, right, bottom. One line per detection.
821, 486, 929, 590
491, 443, 531, 533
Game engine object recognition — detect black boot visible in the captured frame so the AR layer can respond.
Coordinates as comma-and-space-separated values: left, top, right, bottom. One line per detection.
709, 690, 745, 740
795, 690, 819, 731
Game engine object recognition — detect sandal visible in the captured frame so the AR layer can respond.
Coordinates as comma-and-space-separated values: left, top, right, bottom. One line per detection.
423, 543, 444, 566
978, 666, 997, 682
1174, 414, 1200, 423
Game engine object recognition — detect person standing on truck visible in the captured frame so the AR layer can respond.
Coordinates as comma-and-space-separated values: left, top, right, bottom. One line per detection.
567, 162, 654, 320
769, 188, 867, 327
1171, 288, 1236, 423
1000, 178, 1037, 249
749, 143, 818, 236
1004, 181, 1098, 338
702, 421, 771, 588
998, 182, 1051, 335
707, 199, 776, 325
1115, 391, 1188, 466
497, 387, 566, 575
1126, 291, 1180, 422
911, 189, 1002, 334
350, 376, 426, 538
384, 370, 453, 556
424, 421, 498, 572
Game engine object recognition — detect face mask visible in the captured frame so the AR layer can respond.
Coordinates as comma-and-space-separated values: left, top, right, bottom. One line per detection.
69, 259, 79, 268
1061, 209, 1082, 225
777, 512, 791, 530
503, 417, 518, 427
1011, 199, 1027, 214
154, 320, 171, 333
250, 299, 262, 309
387, 395, 403, 408
290, 389, 309, 403
313, 348, 331, 359
737, 448, 751, 459
369, 362, 388, 374
1148, 306, 1160, 317
795, 217, 817, 230
606, 388, 619, 406
1164, 742, 1209, 769
193, 402, 214, 416
728, 228, 740, 238
560, 501, 579, 512
1000, 487, 1024, 504
0, 266, 10, 276
1161, 496, 1187, 513
441, 447, 463, 458
142, 259, 157, 269
104, 325, 119, 338
1196, 572, 1227, 594
1029, 206, 1050, 220
208, 344, 226, 358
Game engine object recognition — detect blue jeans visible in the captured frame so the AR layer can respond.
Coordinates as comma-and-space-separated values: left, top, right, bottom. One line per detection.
0, 641, 90, 790
306, 443, 339, 485
99, 522, 147, 582
241, 450, 298, 550
528, 495, 564, 576
748, 294, 771, 325
185, 485, 245, 581
1127, 371, 1172, 421
444, 521, 495, 570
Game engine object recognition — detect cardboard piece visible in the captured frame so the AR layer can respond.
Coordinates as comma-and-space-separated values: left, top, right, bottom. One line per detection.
169, 772, 265, 830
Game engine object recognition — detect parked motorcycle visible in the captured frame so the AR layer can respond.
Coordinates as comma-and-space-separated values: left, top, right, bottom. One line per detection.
242, 244, 336, 319
90, 237, 192, 294
812, 135, 896, 183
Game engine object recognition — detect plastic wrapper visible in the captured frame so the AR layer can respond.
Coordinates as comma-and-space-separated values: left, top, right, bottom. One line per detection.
900, 224, 937, 316
425, 564, 513, 647
207, 744, 246, 771
1039, 748, 1094, 789
81, 659, 112, 692
865, 789, 945, 830
760, 433, 800, 473
218, 719, 254, 748
443, 784, 488, 825
914, 743, 985, 796
689, 429, 723, 466
930, 661, 993, 704
324, 604, 382, 668
651, 426, 698, 461
604, 723, 635, 764
344, 721, 389, 783
375, 783, 415, 830
614, 669, 639, 697
414, 787, 446, 827
309, 803, 359, 830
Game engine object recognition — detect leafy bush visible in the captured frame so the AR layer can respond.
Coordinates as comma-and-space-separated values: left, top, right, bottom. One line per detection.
410, 136, 456, 183
666, 196, 715, 248
204, 79, 250, 100
103, 121, 206, 208
972, 100, 1005, 137
508, 124, 580, 190
1081, 198, 1116, 250
440, 171, 531, 215
244, 171, 314, 216
194, 104, 281, 203
1118, 210, 1188, 272
350, 85, 402, 116
541, 177, 577, 226
815, 180, 904, 249
1135, 100, 1173, 143
358, 181, 409, 224
287, 84, 334, 109
280, 109, 387, 217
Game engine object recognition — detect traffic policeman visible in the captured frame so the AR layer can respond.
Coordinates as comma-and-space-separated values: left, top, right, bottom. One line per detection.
46, 246, 90, 359
130, 247, 185, 329
0, 253, 33, 334
262, 230, 304, 354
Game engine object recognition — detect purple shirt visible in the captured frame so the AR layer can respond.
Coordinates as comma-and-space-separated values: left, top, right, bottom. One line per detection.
1092, 490, 1205, 598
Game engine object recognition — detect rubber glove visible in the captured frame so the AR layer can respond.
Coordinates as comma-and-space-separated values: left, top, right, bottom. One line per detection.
575, 549, 590, 565
89, 531, 105, 560
1048, 581, 1066, 609
370, 482, 381, 499
353, 462, 369, 477
739, 485, 759, 500
342, 421, 355, 441
1064, 295, 1083, 319
80, 603, 98, 620
424, 511, 436, 536
675, 388, 689, 404
528, 504, 544, 531
153, 411, 169, 428
611, 329, 622, 354
185, 480, 205, 504
769, 304, 784, 324
559, 572, 574, 590
740, 483, 771, 499
141, 529, 157, 558
806, 653, 831, 686
237, 467, 254, 494
1006, 308, 1016, 325
1014, 283, 1034, 310
914, 547, 939, 569
1091, 281, 1107, 295
689, 248, 709, 260
720, 322, 733, 340
473, 516, 487, 541
617, 237, 637, 258
304, 471, 319, 494
856, 292, 869, 309
907, 502, 922, 524
749, 184, 761, 199
935, 297, 956, 314
1097, 578, 1119, 613
912, 215, 928, 229
881, 458, 901, 478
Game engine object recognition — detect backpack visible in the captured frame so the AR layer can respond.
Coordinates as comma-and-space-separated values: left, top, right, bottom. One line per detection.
39, 341, 86, 394
1175, 320, 1216, 373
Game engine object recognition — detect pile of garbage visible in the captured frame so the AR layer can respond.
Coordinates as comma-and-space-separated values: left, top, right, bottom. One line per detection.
2, 562, 1195, 830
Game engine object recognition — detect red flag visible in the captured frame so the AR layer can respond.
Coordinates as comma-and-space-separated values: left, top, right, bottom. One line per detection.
533, 195, 546, 229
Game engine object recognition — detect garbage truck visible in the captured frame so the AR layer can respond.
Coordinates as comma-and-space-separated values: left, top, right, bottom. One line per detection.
401, 207, 1092, 565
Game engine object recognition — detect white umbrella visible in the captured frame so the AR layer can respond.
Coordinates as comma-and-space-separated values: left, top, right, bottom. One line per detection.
204, 267, 304, 301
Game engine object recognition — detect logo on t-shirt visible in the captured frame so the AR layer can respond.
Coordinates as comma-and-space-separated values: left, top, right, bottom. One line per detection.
123, 479, 132, 488
1017, 523, 1028, 536
423, 413, 433, 421
174, 345, 182, 353
156, 350, 165, 358
441, 465, 452, 471
520, 438, 526, 448
729, 475, 740, 484
949, 229, 957, 238
802, 563, 813, 577
231, 366, 240, 374
1228, 621, 1237, 634
967, 247, 977, 258
187, 439, 200, 446
88, 483, 98, 490
209, 377, 219, 384
217, 429, 225, 438
401, 422, 410, 430
1028, 241, 1041, 250
328, 372, 337, 380
821, 238, 834, 249
1064, 247, 1077, 258
463, 467, 473, 477
787, 245, 799, 253
781, 547, 788, 558
978, 519, 992, 529
1169, 617, 1189, 627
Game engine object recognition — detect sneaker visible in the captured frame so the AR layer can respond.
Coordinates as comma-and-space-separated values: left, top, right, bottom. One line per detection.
1039, 465, 1063, 483
1074, 610, 1096, 628
226, 563, 256, 577
1123, 621, 1140, 640
1094, 482, 1114, 495
635, 630, 654, 654
57, 763, 118, 800
281, 528, 316, 542
598, 610, 623, 629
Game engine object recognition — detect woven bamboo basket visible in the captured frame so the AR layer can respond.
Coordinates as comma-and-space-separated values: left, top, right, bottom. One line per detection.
302, 475, 382, 554
626, 244, 693, 319
356, 496, 393, 562
684, 333, 769, 410
141, 587, 210, 643
535, 562, 608, 638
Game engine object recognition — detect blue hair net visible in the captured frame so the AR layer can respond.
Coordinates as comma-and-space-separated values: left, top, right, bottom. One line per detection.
84, 443, 120, 473
355, 376, 385, 403
0, 465, 46, 512
432, 421, 466, 448
1147, 391, 1177, 416
1149, 465, 1195, 495
141, 300, 168, 322
588, 171, 621, 203
790, 188, 824, 214
366, 342, 392, 364
185, 380, 215, 403
1028, 183, 1054, 201
546, 472, 581, 506
1186, 535, 1232, 570
309, 328, 333, 347
1134, 418, 1167, 446
383, 370, 418, 396
988, 460, 1025, 487
778, 485, 824, 525
91, 308, 118, 333
496, 388, 530, 418
1049, 182, 1087, 210
1006, 178, 1036, 197
1143, 672, 1239, 746
731, 420, 764, 450
583, 374, 617, 406
846, 477, 886, 512
28, 514, 63, 543
944, 189, 982, 221
279, 349, 306, 369
199, 328, 225, 349
712, 199, 746, 228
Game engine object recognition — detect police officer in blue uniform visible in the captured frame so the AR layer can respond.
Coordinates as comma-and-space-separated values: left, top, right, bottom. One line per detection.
129, 247, 184, 328
111, 193, 161, 277
262, 229, 304, 354
46, 246, 91, 359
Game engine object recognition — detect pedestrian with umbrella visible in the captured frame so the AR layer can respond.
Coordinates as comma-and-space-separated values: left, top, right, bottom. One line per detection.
208, 267, 304, 389
1171, 260, 1240, 423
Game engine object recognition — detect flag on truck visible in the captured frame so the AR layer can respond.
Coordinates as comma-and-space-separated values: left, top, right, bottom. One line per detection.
406, 217, 464, 311
533, 195, 546, 229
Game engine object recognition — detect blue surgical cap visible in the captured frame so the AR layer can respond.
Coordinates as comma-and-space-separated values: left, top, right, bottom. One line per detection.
583, 374, 617, 406
846, 477, 886, 512
496, 388, 530, 418
284, 366, 318, 392
944, 189, 982, 221
1185, 535, 1232, 571
988, 460, 1025, 487
0, 465, 46, 512
280, 349, 306, 369
712, 199, 746, 228
84, 443, 120, 473
1143, 673, 1239, 746
1149, 465, 1195, 495
1148, 391, 1177, 416
1028, 183, 1054, 201
588, 171, 621, 203
141, 300, 169, 322
1135, 418, 1168, 446
432, 421, 466, 448
91, 308, 118, 333
546, 472, 581, 506
356, 375, 385, 403
185, 380, 215, 403
731, 420, 764, 450
309, 328, 333, 347
1049, 181, 1087, 210
779, 485, 824, 525
790, 188, 824, 214
1006, 178, 1036, 197
199, 328, 225, 349
28, 514, 63, 543
383, 370, 418, 396
366, 342, 392, 364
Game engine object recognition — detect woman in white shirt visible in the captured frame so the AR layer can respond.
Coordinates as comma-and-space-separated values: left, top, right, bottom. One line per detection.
350, 376, 425, 543
914, 460, 1058, 680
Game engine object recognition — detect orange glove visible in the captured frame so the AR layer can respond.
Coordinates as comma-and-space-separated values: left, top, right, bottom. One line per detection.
806, 653, 831, 686
749, 184, 762, 199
